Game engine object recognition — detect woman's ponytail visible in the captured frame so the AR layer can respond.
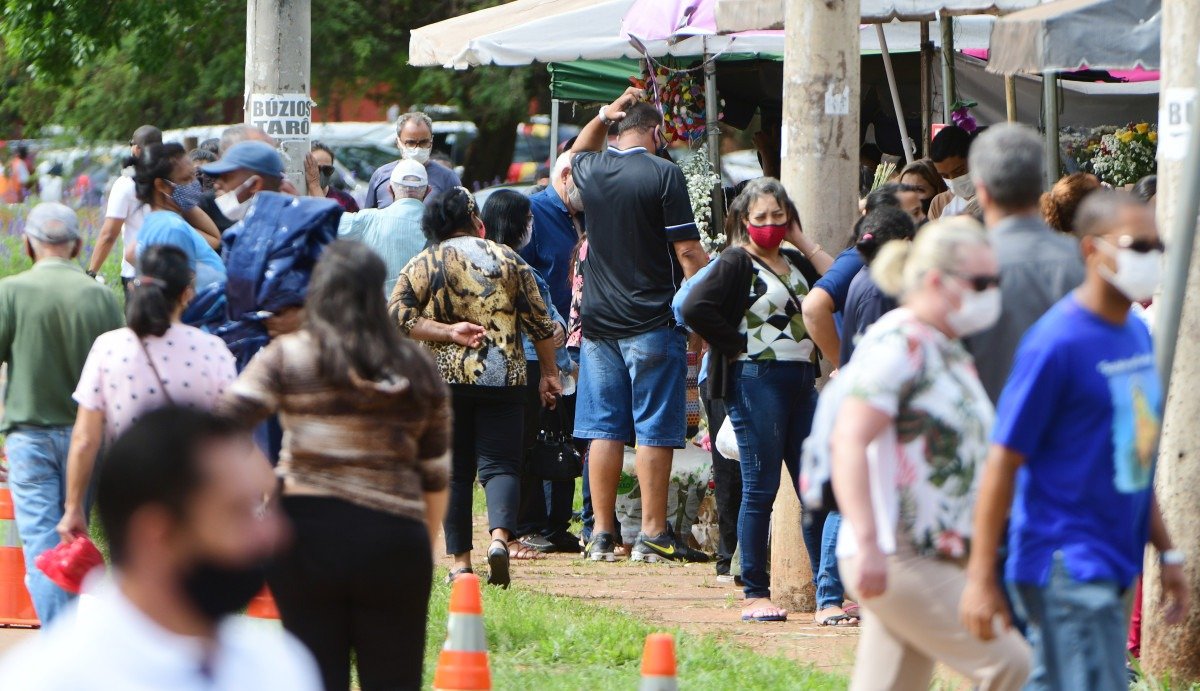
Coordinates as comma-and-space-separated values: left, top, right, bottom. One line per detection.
126, 245, 193, 338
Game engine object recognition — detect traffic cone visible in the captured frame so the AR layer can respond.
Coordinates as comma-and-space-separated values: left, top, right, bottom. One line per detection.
0, 482, 39, 627
432, 572, 491, 691
245, 586, 281, 619
639, 632, 678, 690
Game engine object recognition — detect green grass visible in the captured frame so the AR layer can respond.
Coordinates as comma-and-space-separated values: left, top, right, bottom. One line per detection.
421, 569, 847, 690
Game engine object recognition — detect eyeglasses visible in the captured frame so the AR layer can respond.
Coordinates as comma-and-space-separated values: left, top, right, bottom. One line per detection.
318, 165, 335, 177
950, 272, 1002, 292
400, 138, 434, 148
1104, 235, 1165, 254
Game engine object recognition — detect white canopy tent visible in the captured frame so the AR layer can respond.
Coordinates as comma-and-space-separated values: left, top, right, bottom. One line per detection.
713, 0, 1048, 32
408, 0, 996, 69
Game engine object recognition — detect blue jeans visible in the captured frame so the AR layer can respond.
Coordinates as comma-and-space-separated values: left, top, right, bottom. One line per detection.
1011, 555, 1127, 691
4, 427, 75, 623
575, 327, 687, 448
802, 510, 846, 610
726, 360, 819, 601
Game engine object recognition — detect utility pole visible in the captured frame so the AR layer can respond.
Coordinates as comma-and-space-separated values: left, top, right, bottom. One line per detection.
245, 0, 312, 191
774, 0, 861, 613
1143, 0, 1200, 681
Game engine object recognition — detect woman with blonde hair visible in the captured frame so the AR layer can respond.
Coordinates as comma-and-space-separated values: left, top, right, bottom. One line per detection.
831, 217, 1032, 690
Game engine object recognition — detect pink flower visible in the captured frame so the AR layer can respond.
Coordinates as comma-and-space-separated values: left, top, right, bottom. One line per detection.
936, 530, 966, 558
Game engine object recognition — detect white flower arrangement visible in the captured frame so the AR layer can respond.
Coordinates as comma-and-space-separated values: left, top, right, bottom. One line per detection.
1090, 123, 1157, 187
679, 145, 724, 255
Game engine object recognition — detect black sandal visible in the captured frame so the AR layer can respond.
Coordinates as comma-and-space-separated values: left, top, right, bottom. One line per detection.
446, 567, 474, 584
487, 538, 511, 589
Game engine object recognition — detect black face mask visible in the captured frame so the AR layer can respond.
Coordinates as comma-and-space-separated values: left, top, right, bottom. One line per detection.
181, 558, 268, 622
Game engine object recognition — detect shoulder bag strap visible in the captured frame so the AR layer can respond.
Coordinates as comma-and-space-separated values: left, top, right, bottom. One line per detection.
745, 252, 805, 313
138, 338, 175, 406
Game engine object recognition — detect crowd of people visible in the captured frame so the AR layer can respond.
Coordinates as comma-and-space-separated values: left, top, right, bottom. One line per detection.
0, 82, 1191, 691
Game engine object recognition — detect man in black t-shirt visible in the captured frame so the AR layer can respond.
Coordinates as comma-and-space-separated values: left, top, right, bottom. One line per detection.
570, 91, 709, 564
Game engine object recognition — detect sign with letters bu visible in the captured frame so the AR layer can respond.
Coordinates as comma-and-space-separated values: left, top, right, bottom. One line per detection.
247, 93, 313, 139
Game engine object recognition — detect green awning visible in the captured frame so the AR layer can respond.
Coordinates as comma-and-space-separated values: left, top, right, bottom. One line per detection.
549, 59, 642, 103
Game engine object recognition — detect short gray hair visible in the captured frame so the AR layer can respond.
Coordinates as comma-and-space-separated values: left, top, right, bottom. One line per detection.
969, 123, 1044, 210
220, 124, 274, 155
551, 151, 573, 179
395, 111, 433, 136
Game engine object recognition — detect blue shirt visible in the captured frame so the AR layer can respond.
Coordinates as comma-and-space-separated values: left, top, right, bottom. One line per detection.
812, 247, 865, 337
137, 210, 227, 289
521, 186, 580, 316
672, 261, 718, 385
993, 295, 1160, 588
337, 197, 426, 296
521, 269, 572, 372
364, 160, 461, 210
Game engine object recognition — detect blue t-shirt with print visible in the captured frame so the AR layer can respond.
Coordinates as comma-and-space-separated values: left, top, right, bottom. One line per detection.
993, 295, 1160, 588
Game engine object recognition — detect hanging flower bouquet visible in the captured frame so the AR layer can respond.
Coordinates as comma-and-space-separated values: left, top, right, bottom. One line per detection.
630, 63, 717, 143
679, 145, 723, 255
1090, 122, 1157, 186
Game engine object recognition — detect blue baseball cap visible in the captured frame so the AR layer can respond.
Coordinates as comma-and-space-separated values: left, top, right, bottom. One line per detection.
200, 140, 285, 178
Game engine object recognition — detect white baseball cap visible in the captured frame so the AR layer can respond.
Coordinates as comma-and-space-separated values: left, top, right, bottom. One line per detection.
390, 158, 429, 188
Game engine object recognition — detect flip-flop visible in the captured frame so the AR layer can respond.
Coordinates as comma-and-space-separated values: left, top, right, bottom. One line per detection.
742, 608, 789, 622
842, 602, 861, 620
508, 539, 548, 560
816, 613, 858, 627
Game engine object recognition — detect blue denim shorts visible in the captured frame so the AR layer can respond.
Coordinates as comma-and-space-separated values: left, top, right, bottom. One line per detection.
574, 326, 687, 448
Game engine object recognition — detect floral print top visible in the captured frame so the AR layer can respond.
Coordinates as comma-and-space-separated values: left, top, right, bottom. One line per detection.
836, 308, 994, 560
389, 236, 556, 387
566, 240, 587, 349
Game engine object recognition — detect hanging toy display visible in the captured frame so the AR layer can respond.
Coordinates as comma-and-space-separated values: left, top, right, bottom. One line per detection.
629, 60, 719, 144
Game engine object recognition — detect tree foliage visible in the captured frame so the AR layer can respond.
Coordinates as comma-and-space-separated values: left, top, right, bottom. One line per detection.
0, 0, 543, 183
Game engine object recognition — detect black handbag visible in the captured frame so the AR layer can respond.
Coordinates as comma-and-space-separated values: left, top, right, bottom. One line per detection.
526, 402, 582, 481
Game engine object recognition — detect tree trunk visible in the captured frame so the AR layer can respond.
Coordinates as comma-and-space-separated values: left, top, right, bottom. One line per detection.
772, 0, 861, 614
462, 116, 519, 190
1143, 1, 1200, 681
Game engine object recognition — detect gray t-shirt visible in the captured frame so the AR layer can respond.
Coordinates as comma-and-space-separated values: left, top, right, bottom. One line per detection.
965, 214, 1086, 403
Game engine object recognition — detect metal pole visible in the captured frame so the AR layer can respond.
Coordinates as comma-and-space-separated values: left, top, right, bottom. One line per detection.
549, 99, 561, 172
704, 48, 725, 236
245, 0, 312, 191
920, 21, 932, 155
1042, 71, 1060, 188
940, 15, 955, 122
877, 24, 914, 164
1004, 76, 1018, 122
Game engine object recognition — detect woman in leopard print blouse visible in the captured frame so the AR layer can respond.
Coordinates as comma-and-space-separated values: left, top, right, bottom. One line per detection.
389, 187, 562, 588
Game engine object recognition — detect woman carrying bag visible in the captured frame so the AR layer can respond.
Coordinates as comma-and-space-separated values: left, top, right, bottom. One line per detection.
681, 177, 840, 624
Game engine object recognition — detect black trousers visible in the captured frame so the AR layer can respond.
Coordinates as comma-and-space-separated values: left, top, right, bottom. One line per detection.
703, 388, 742, 576
517, 361, 576, 537
269, 496, 432, 691
445, 385, 525, 555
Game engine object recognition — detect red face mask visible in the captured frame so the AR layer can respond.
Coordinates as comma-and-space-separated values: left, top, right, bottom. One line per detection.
747, 223, 788, 250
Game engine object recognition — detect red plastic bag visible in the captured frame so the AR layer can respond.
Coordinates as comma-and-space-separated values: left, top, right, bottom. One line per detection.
36, 536, 105, 594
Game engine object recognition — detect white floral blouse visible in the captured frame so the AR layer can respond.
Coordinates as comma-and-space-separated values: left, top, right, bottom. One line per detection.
835, 308, 994, 560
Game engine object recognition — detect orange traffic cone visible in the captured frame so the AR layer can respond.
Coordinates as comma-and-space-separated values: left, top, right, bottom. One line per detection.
639, 632, 678, 690
0, 482, 39, 627
432, 572, 491, 691
245, 586, 281, 619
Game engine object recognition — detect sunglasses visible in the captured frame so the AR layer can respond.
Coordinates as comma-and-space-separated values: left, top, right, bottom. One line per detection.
318, 165, 335, 177
950, 272, 1002, 292
1105, 236, 1165, 254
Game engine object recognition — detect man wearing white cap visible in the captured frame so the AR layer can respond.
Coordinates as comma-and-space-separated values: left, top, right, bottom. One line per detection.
336, 158, 430, 295
0, 202, 123, 623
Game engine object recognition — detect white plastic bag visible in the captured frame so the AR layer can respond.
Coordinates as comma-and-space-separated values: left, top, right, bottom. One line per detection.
715, 416, 740, 461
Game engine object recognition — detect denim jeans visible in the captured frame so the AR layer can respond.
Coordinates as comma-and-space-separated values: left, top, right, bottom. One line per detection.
1011, 555, 1128, 691
726, 360, 818, 601
4, 427, 75, 623
802, 510, 847, 610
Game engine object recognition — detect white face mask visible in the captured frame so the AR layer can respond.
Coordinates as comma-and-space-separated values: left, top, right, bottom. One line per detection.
945, 173, 975, 201
215, 176, 259, 221
401, 146, 431, 165
946, 284, 1001, 338
1099, 241, 1162, 303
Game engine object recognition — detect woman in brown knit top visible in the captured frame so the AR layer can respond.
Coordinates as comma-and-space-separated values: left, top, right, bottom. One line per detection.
219, 240, 449, 691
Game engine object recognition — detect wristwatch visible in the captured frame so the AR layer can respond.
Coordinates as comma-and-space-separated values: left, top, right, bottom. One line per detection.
598, 105, 616, 127
1161, 549, 1185, 566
